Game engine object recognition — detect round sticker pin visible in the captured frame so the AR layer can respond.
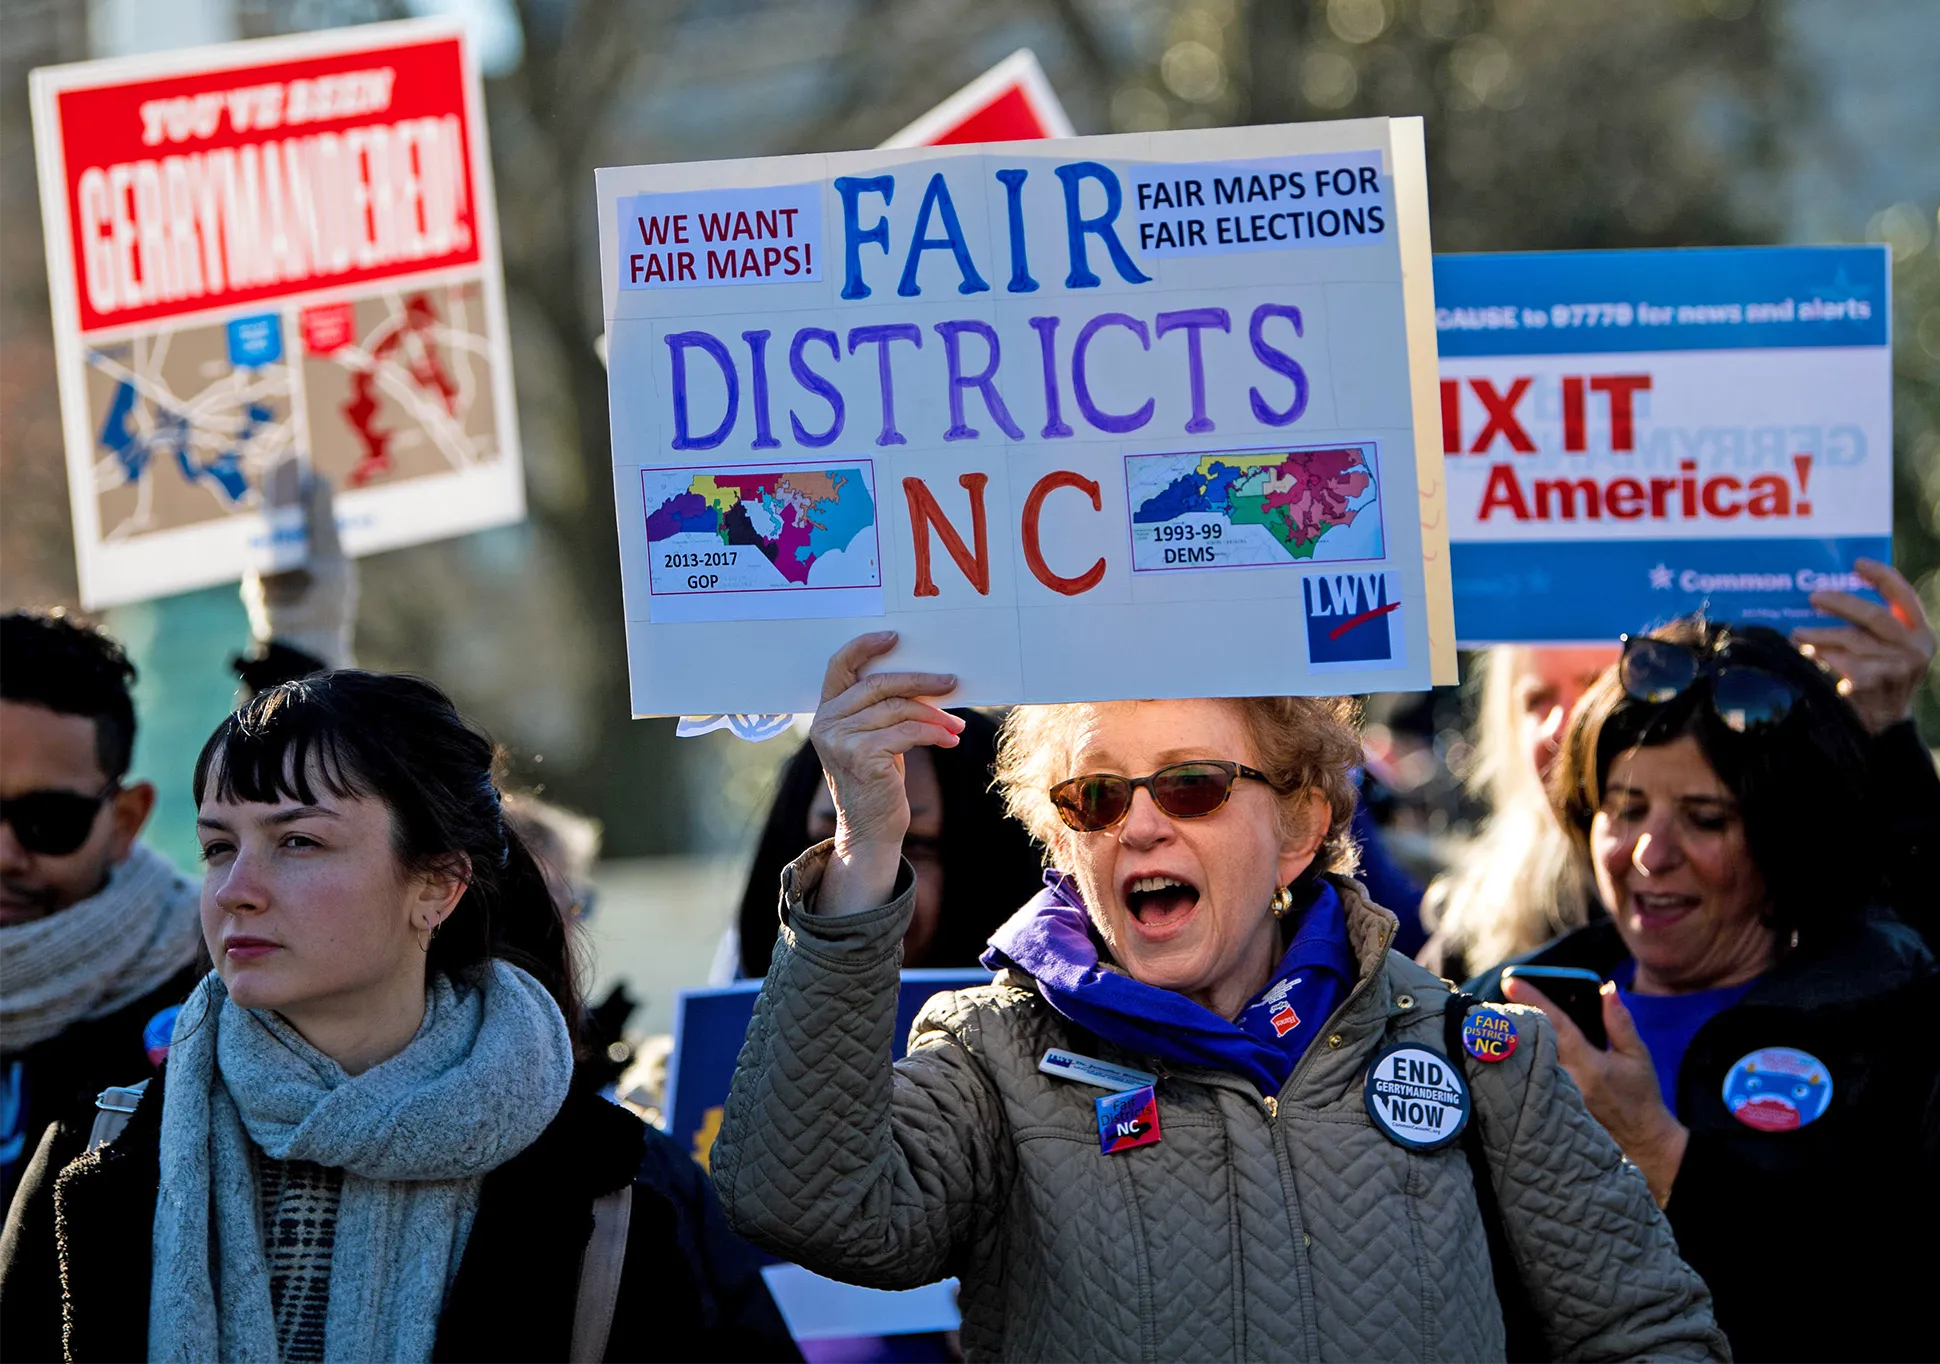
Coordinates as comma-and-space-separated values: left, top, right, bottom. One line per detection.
1364, 1044, 1470, 1150
1461, 1008, 1519, 1064
1723, 1047, 1833, 1132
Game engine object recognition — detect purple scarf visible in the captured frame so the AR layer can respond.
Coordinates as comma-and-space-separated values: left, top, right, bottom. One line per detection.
982, 871, 1356, 1097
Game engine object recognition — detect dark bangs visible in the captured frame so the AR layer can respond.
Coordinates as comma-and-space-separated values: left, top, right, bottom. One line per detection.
187, 669, 582, 1041
1592, 685, 1707, 793
192, 677, 376, 810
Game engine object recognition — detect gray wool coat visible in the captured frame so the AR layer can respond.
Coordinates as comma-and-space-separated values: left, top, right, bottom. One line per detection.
713, 845, 1728, 1363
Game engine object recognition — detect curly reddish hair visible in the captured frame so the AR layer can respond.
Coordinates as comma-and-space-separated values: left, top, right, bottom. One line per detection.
994, 697, 1364, 878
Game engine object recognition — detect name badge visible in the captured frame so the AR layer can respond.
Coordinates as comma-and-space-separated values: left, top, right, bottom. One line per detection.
1039, 1048, 1157, 1093
1097, 1084, 1162, 1154
1364, 1044, 1469, 1151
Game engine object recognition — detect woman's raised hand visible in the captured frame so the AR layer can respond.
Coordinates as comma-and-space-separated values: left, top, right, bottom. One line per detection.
1502, 977, 1689, 1208
810, 632, 963, 916
1792, 557, 1937, 734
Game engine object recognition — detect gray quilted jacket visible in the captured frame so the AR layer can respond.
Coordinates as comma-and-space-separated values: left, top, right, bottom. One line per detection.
714, 846, 1727, 1363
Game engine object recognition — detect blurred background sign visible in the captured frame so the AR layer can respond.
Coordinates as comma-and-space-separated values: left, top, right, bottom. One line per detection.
28, 18, 524, 608
1438, 245, 1894, 645
665, 968, 991, 1173
665, 969, 991, 1351
880, 47, 1074, 148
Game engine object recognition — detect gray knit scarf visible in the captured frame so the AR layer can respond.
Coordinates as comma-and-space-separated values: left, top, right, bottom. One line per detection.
0, 842, 200, 1054
149, 960, 574, 1364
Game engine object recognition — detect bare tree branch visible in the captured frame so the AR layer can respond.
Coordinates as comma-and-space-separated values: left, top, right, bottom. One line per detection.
1045, 0, 1124, 113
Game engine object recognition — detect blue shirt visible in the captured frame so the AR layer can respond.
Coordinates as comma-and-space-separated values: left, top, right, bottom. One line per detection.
1613, 959, 1756, 1116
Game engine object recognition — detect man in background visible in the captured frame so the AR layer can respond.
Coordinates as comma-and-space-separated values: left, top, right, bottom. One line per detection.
0, 612, 203, 1209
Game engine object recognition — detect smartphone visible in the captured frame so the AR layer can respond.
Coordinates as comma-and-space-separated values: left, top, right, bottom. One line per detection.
1500, 965, 1607, 1049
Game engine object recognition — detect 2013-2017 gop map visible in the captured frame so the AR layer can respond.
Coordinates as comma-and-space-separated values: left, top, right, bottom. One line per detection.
642, 461, 880, 601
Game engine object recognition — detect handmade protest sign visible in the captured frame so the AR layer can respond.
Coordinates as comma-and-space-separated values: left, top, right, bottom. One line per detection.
599, 118, 1454, 716
29, 19, 522, 607
675, 51, 1073, 741
1436, 246, 1891, 645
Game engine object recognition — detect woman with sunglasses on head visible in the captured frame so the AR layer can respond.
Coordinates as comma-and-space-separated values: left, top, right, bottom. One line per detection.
1470, 616, 1939, 1362
712, 633, 1724, 1362
0, 671, 798, 1363
1424, 558, 1938, 983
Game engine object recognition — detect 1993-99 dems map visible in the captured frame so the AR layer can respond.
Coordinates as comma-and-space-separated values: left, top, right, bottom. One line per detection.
1128, 442, 1383, 573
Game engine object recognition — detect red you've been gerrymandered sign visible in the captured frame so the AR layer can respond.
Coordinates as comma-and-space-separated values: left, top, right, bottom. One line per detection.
48, 31, 480, 336
31, 20, 523, 610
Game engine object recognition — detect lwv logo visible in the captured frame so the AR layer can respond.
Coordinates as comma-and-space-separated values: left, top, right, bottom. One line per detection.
1303, 572, 1398, 665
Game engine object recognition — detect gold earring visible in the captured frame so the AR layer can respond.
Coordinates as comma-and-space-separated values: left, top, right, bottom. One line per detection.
1271, 886, 1294, 919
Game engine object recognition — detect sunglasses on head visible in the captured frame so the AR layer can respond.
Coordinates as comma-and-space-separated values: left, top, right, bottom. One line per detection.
1049, 760, 1269, 833
1618, 635, 1799, 733
0, 783, 117, 857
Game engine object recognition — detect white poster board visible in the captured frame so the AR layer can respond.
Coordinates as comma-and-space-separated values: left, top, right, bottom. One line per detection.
29, 19, 524, 608
598, 118, 1454, 715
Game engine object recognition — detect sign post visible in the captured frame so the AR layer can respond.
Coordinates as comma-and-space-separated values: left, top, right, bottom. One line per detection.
30, 18, 524, 608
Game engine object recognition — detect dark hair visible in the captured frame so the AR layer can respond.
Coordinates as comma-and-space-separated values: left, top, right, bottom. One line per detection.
736, 710, 1045, 978
192, 670, 579, 1036
1, 610, 139, 780
1553, 617, 1879, 940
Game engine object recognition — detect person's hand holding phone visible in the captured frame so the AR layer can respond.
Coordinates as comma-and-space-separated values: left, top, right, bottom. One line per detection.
1501, 971, 1688, 1207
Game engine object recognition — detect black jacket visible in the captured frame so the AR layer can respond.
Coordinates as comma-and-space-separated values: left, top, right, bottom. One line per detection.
1469, 913, 1940, 1362
0, 1069, 801, 1363
1873, 718, 1940, 946
0, 963, 202, 1214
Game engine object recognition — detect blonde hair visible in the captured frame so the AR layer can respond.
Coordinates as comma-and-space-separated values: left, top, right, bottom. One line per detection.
1419, 649, 1598, 975
993, 697, 1364, 878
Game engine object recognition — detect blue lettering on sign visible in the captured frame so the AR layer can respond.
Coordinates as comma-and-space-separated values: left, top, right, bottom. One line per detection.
835, 175, 895, 301
898, 173, 990, 298
1304, 572, 1397, 664
1054, 162, 1153, 290
835, 165, 1156, 301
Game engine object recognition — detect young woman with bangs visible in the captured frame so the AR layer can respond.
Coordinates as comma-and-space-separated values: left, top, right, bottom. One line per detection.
0, 670, 795, 1364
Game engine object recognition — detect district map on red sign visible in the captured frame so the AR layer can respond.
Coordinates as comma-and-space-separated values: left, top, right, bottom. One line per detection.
84, 281, 501, 542
1127, 444, 1384, 573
